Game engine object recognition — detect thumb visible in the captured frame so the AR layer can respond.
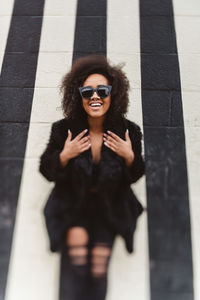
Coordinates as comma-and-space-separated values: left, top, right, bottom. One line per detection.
125, 129, 130, 141
67, 129, 72, 141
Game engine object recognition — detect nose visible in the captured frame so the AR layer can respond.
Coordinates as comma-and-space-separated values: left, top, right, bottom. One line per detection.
91, 91, 100, 99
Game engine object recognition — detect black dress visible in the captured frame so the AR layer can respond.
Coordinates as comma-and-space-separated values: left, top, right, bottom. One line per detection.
68, 162, 116, 249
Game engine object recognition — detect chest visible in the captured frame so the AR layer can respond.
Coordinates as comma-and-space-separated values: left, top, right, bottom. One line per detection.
70, 124, 126, 187
89, 132, 103, 164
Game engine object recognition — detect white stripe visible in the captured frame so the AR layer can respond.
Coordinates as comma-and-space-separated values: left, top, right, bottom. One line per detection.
107, 1, 150, 300
5, 1, 77, 299
173, 1, 200, 299
0, 0, 14, 73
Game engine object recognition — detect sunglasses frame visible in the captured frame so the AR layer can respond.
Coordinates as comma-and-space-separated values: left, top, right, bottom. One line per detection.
78, 85, 112, 99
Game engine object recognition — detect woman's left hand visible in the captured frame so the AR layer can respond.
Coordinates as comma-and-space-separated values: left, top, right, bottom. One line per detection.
103, 129, 135, 166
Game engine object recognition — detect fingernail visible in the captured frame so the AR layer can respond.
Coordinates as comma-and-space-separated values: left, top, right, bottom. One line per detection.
68, 129, 70, 133
85, 129, 88, 132
107, 130, 110, 133
126, 129, 129, 133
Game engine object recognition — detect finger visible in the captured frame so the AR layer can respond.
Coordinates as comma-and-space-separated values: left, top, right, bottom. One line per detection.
81, 140, 91, 149
104, 135, 117, 146
79, 135, 90, 144
107, 130, 122, 142
125, 129, 131, 141
74, 129, 88, 141
104, 139, 116, 150
81, 142, 91, 152
67, 129, 72, 141
104, 141, 116, 152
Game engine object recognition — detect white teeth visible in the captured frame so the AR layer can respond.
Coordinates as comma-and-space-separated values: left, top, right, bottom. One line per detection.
90, 103, 102, 107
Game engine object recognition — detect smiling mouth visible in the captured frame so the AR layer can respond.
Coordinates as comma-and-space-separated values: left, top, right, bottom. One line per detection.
89, 102, 103, 108
89, 103, 103, 111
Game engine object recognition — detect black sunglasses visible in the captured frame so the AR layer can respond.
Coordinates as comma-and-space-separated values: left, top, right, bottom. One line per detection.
78, 85, 112, 99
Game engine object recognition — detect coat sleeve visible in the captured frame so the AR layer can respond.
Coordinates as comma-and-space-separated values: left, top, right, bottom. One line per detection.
39, 122, 72, 183
122, 122, 145, 184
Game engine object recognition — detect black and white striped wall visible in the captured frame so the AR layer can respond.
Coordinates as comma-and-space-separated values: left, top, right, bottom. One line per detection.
0, 0, 199, 299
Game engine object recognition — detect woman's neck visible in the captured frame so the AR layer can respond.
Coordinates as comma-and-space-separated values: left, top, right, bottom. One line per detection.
87, 115, 105, 133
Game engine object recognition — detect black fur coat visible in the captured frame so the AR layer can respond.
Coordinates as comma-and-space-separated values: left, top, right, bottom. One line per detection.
39, 115, 145, 254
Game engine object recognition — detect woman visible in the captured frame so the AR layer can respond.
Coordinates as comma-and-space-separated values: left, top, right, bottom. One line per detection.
39, 54, 145, 300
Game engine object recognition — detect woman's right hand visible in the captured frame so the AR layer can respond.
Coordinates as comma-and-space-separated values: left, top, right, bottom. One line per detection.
61, 129, 91, 161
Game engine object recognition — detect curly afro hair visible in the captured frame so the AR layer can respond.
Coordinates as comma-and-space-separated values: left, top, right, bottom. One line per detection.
59, 54, 130, 126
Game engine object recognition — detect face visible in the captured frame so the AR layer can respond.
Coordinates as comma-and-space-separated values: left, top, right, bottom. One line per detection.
81, 73, 111, 119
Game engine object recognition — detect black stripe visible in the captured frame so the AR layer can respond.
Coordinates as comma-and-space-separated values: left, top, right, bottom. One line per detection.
139, 1, 194, 299
0, 0, 45, 298
59, 1, 107, 299
72, 0, 107, 62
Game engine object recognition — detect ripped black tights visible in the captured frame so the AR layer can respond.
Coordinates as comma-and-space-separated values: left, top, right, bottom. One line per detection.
59, 191, 116, 300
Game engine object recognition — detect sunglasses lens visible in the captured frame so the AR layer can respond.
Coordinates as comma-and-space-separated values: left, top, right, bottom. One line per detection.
97, 87, 110, 98
81, 88, 93, 99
